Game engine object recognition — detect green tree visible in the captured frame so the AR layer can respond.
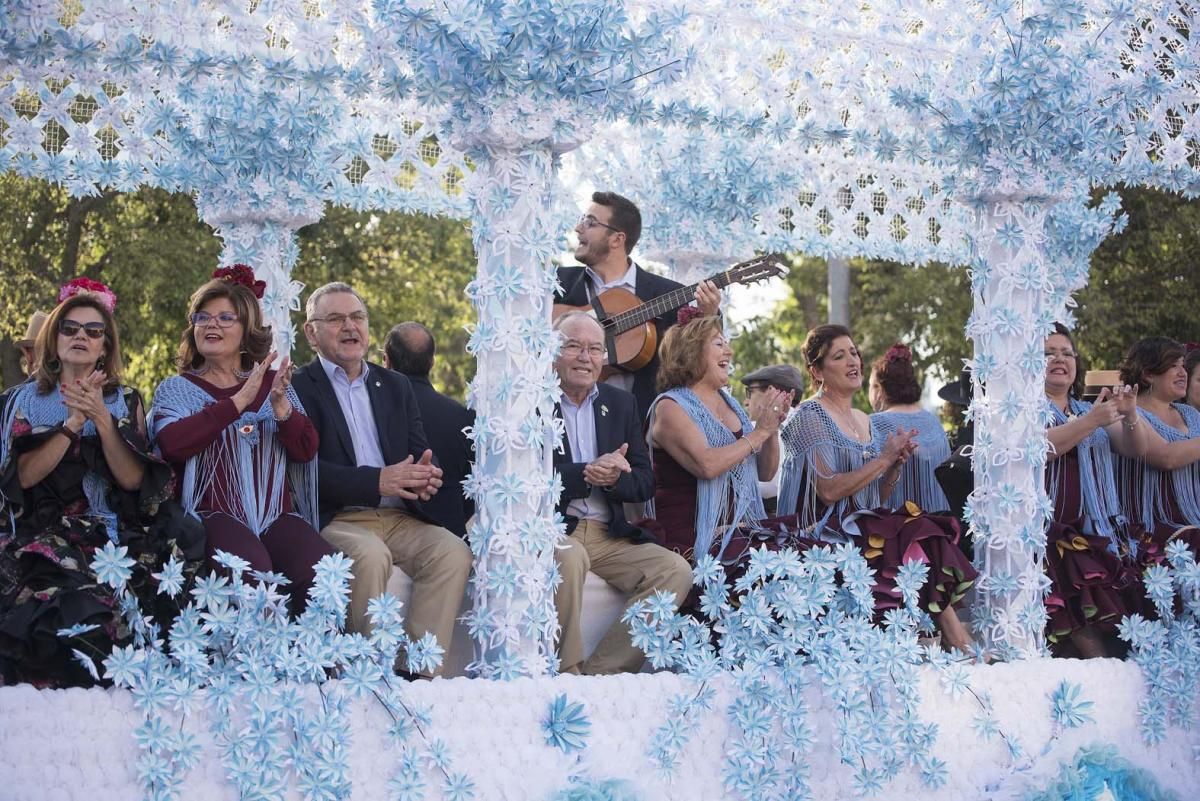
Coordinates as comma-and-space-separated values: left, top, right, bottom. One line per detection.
1073, 186, 1200, 371
0, 175, 218, 394
291, 205, 478, 399
731, 254, 972, 398
0, 176, 479, 400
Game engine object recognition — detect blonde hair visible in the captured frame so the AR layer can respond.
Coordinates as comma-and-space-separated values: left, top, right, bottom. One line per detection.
657, 315, 724, 392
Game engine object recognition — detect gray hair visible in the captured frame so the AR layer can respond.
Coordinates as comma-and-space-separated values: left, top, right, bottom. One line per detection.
306, 282, 367, 321
552, 310, 604, 335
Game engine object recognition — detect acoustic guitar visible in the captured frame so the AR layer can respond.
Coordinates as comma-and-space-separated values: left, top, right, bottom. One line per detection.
552, 254, 787, 376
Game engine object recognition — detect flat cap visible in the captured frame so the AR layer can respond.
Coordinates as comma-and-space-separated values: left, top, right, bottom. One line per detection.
740, 364, 805, 395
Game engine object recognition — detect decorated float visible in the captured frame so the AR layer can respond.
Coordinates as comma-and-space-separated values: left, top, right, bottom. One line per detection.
1, 1, 1198, 798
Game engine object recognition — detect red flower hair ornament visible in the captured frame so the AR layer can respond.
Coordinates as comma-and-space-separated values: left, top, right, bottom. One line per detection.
884, 343, 913, 364
675, 305, 707, 328
213, 264, 266, 299
58, 277, 117, 312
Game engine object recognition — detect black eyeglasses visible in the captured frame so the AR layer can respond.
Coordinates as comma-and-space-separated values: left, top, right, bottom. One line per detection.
191, 311, 240, 328
577, 214, 622, 234
58, 319, 106, 339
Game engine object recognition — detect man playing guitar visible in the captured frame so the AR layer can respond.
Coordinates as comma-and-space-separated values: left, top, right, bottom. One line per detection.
556, 191, 721, 419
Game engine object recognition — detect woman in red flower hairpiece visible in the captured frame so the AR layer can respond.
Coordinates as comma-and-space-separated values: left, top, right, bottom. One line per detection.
212, 263, 267, 300
149, 268, 333, 614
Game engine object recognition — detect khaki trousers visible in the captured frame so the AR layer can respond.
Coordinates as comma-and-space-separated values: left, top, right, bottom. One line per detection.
554, 519, 693, 675
320, 508, 472, 677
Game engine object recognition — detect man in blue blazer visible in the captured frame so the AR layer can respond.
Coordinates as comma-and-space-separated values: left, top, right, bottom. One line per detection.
292, 282, 472, 677
556, 191, 721, 420
551, 311, 693, 675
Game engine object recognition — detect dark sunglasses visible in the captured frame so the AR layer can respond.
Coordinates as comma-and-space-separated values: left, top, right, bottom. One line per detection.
58, 319, 106, 339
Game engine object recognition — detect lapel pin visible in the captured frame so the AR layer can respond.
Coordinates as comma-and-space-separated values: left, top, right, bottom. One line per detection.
600, 404, 609, 417
375, 380, 381, 387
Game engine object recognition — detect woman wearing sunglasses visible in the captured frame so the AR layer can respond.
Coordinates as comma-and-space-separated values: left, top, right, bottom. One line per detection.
150, 266, 332, 613
0, 279, 194, 687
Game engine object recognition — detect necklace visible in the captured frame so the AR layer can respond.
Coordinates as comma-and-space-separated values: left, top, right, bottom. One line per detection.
822, 398, 867, 443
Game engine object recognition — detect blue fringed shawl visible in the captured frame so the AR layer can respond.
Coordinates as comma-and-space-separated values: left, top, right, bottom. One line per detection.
1118, 402, 1200, 532
148, 375, 318, 536
1045, 398, 1134, 556
0, 381, 129, 541
869, 409, 951, 513
645, 387, 765, 560
778, 399, 884, 539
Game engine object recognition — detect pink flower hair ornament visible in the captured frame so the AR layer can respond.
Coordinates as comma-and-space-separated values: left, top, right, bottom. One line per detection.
58, 277, 117, 312
213, 263, 267, 299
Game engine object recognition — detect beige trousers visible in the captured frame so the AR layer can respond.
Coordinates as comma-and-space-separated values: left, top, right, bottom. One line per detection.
320, 508, 472, 677
554, 519, 693, 675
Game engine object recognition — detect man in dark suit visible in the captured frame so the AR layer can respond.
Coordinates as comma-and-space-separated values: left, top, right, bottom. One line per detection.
383, 321, 474, 538
292, 282, 472, 677
556, 190, 721, 419
551, 311, 693, 674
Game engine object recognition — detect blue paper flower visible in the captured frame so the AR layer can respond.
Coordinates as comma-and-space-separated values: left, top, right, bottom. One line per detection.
543, 693, 591, 753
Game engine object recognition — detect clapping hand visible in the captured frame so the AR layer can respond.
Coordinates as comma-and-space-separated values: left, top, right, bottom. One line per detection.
748, 387, 792, 435
269, 356, 294, 420
882, 427, 917, 465
1086, 388, 1123, 428
232, 351, 277, 414
1110, 383, 1138, 420
379, 449, 444, 501
61, 370, 108, 429
584, 443, 632, 488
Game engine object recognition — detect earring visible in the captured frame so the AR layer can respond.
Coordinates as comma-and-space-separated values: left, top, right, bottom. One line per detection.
48, 358, 61, 374
96, 356, 106, 371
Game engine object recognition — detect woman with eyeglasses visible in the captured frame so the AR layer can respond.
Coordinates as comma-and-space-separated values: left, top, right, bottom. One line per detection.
0, 280, 196, 687
1114, 337, 1200, 584
150, 266, 333, 613
777, 325, 977, 653
1041, 324, 1145, 657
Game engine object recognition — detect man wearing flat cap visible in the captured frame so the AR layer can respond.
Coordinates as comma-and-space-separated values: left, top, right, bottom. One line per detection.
740, 364, 805, 512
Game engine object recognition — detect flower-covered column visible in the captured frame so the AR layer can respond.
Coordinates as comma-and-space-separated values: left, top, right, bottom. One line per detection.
460, 143, 570, 679
198, 202, 319, 358
965, 197, 1058, 660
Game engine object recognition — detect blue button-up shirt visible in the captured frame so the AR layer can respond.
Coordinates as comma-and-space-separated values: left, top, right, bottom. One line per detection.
560, 384, 610, 523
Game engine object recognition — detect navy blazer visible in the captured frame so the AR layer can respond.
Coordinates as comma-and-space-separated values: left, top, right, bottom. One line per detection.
555, 383, 656, 544
292, 358, 436, 530
401, 373, 475, 538
556, 263, 684, 421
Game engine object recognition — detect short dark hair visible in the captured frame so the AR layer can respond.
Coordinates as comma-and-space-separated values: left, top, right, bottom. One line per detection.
385, 322, 435, 377
1119, 336, 1185, 392
592, 191, 641, 254
1049, 323, 1086, 399
1186, 347, 1200, 385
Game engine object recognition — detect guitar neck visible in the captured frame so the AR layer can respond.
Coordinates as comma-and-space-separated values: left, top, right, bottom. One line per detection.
607, 270, 740, 334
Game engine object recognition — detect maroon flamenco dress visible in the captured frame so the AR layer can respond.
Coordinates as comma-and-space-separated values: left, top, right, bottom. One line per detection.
151, 372, 334, 613
777, 401, 976, 618
634, 387, 813, 603
1043, 448, 1136, 643
1116, 402, 1200, 615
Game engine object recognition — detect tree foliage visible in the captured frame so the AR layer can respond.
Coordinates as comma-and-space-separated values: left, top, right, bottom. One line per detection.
1073, 186, 1200, 371
0, 176, 478, 399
